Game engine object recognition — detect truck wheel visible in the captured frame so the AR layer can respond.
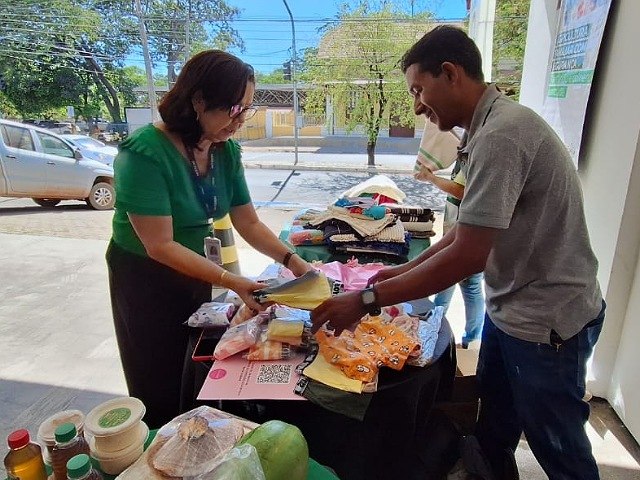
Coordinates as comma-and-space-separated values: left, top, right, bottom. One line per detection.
32, 198, 61, 208
86, 182, 115, 210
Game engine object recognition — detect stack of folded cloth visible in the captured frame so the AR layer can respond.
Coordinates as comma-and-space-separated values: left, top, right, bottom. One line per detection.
382, 204, 436, 239
307, 204, 410, 260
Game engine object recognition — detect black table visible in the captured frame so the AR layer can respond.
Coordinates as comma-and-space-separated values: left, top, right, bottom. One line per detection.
185, 299, 456, 480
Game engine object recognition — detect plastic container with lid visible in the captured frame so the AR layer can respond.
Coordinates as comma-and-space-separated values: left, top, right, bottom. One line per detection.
50, 423, 90, 480
66, 454, 102, 480
4, 429, 47, 480
84, 397, 145, 454
89, 421, 148, 475
37, 410, 85, 466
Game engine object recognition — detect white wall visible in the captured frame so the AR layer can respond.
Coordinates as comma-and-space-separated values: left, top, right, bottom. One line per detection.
520, 0, 640, 441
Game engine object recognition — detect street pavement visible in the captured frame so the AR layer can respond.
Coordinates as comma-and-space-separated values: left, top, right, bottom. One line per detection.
1, 150, 639, 478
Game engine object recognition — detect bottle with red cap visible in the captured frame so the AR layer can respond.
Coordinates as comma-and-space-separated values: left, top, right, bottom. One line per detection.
4, 429, 47, 480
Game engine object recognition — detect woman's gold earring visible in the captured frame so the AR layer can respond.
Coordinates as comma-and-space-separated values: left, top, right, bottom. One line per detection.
196, 111, 200, 122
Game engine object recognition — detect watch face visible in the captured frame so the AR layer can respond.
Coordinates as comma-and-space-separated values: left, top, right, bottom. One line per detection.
362, 289, 376, 305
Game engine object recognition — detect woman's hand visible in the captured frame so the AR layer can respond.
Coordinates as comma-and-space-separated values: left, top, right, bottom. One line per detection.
287, 253, 315, 277
225, 274, 268, 311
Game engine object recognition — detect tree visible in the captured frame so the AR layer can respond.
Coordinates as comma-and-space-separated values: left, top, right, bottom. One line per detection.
142, 0, 243, 87
492, 0, 530, 99
303, 3, 432, 166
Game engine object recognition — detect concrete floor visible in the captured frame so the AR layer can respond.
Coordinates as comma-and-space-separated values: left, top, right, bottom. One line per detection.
1, 207, 639, 478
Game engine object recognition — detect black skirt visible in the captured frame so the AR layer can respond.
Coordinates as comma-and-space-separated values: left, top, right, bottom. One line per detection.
106, 241, 211, 429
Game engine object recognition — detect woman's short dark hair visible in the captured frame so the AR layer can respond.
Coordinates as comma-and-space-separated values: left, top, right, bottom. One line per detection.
401, 26, 484, 82
158, 50, 255, 148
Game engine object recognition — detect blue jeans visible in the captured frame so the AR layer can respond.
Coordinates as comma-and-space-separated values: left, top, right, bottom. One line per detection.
475, 301, 606, 480
434, 272, 485, 346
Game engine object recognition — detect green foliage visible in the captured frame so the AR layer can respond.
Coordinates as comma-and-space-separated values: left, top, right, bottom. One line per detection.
493, 0, 530, 99
256, 69, 288, 85
142, 0, 243, 85
0, 0, 240, 120
303, 2, 432, 165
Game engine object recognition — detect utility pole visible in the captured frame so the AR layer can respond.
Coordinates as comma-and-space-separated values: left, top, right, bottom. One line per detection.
282, 0, 299, 166
185, 0, 191, 63
135, 0, 159, 122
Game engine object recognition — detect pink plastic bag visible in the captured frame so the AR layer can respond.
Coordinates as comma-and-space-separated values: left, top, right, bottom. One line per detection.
315, 259, 386, 291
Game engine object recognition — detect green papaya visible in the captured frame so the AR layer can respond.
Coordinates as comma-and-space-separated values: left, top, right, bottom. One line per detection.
237, 420, 309, 480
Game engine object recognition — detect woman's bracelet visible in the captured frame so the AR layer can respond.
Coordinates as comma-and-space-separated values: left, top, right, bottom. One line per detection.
282, 251, 295, 268
219, 270, 228, 285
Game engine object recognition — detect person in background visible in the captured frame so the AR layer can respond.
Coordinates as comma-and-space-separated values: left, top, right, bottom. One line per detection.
106, 50, 312, 428
312, 26, 604, 480
413, 97, 485, 348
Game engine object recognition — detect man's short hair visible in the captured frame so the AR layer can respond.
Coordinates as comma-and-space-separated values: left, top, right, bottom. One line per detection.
401, 25, 484, 82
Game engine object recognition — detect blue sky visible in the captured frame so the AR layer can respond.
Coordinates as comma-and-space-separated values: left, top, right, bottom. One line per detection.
227, 0, 468, 73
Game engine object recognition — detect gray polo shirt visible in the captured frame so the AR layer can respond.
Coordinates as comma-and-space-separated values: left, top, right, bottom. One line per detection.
458, 85, 602, 343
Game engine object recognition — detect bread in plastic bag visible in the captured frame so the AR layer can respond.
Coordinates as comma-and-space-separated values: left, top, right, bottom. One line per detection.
208, 444, 266, 480
150, 407, 245, 478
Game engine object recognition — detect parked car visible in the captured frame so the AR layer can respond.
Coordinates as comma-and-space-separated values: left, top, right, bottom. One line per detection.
0, 119, 115, 209
61, 134, 118, 166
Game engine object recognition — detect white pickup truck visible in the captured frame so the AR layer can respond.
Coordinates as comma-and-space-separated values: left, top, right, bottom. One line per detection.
0, 119, 115, 209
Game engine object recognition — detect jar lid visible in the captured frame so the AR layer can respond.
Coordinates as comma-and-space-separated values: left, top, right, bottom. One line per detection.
54, 422, 77, 443
66, 453, 91, 479
37, 410, 85, 445
85, 397, 145, 437
7, 429, 30, 449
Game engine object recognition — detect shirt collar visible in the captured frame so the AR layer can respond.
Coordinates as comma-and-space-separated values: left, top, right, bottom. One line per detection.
467, 84, 502, 143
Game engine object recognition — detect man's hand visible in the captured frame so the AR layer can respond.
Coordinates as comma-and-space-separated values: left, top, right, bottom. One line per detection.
311, 291, 367, 335
367, 264, 406, 286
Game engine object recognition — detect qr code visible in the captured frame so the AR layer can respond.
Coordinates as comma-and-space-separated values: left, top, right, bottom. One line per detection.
256, 364, 292, 384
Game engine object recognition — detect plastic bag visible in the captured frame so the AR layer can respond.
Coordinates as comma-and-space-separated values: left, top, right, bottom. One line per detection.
187, 302, 236, 328
253, 270, 332, 310
150, 407, 246, 478
214, 317, 263, 360
208, 444, 266, 480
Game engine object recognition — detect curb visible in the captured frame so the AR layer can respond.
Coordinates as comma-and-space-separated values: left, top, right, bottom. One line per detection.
242, 162, 415, 174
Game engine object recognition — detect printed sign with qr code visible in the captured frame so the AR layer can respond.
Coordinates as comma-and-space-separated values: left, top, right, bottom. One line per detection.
256, 364, 292, 384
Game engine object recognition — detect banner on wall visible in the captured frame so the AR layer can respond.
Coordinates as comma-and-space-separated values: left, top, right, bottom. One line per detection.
541, 0, 613, 166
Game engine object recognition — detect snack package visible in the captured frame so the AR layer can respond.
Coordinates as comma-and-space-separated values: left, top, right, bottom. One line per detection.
213, 317, 263, 360
266, 318, 305, 345
246, 338, 291, 361
187, 302, 236, 328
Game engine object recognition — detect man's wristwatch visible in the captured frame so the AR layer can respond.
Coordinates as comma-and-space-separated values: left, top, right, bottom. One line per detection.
361, 286, 381, 316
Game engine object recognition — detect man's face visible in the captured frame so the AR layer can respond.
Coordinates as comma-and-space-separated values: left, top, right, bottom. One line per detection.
405, 63, 457, 132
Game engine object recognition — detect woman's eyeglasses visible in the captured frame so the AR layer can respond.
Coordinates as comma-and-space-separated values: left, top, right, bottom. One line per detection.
229, 104, 258, 120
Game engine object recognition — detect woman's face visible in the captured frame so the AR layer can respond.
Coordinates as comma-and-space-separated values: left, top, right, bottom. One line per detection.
196, 81, 256, 143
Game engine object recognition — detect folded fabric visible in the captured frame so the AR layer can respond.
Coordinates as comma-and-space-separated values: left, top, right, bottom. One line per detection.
303, 353, 364, 393
340, 174, 406, 203
301, 376, 373, 421
321, 221, 360, 240
287, 225, 326, 246
382, 204, 435, 217
253, 270, 332, 310
397, 213, 434, 223
332, 243, 409, 259
401, 220, 434, 233
309, 205, 396, 238
329, 222, 407, 244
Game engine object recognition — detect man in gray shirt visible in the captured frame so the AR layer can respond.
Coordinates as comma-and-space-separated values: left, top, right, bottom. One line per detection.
311, 26, 605, 480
